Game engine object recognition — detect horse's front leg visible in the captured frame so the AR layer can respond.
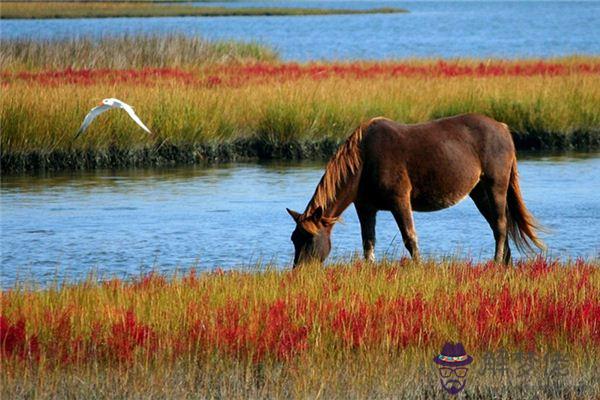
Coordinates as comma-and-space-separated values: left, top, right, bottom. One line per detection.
356, 204, 377, 262
391, 198, 420, 262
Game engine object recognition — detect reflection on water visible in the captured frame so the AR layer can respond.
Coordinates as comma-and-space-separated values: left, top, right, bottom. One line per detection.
1, 154, 599, 288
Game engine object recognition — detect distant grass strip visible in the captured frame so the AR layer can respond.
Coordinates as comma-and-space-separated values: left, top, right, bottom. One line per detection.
1, 258, 599, 399
0, 35, 279, 70
0, 2, 408, 19
3, 0, 191, 2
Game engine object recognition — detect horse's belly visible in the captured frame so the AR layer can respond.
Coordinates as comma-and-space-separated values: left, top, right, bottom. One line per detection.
411, 191, 471, 211
409, 171, 480, 212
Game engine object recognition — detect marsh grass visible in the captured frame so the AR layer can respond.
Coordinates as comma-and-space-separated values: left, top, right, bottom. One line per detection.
0, 35, 279, 70
3, 356, 598, 399
1, 258, 599, 399
0, 2, 408, 19
2, 63, 599, 171
1, 43, 599, 171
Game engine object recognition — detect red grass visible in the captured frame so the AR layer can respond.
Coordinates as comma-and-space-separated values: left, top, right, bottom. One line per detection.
107, 310, 158, 362
0, 67, 196, 86
0, 316, 39, 361
3, 60, 600, 87
1, 259, 598, 367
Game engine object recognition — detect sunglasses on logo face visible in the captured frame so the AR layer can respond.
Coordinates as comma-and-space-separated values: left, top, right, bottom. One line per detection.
439, 367, 468, 378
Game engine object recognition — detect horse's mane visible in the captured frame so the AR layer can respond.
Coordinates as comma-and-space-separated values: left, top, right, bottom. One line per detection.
305, 118, 384, 214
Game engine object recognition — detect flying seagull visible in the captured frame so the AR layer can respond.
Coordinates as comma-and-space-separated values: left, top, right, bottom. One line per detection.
75, 98, 152, 138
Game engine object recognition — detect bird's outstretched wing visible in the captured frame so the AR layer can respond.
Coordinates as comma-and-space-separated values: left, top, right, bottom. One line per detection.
74, 98, 152, 139
74, 104, 112, 138
117, 101, 152, 134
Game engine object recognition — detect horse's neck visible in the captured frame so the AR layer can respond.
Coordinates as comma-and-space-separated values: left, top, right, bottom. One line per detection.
304, 121, 366, 219
306, 171, 360, 219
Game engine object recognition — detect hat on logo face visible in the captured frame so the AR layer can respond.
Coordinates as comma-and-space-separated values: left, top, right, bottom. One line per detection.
433, 342, 473, 367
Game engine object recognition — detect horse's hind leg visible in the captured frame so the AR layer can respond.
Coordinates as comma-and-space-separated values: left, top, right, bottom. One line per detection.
356, 204, 377, 262
391, 198, 420, 262
470, 180, 511, 264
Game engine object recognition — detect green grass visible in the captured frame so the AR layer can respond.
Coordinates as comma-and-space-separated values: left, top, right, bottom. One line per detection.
0, 2, 408, 19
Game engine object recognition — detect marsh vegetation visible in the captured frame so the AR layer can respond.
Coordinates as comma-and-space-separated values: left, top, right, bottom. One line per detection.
2, 258, 599, 399
1, 37, 599, 171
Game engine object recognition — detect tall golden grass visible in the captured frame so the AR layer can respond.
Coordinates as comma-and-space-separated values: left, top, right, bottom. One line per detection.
2, 258, 599, 399
1, 38, 599, 171
2, 67, 599, 151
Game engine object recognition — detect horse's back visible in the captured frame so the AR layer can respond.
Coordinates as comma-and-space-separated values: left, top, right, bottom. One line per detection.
359, 114, 515, 211
363, 113, 514, 169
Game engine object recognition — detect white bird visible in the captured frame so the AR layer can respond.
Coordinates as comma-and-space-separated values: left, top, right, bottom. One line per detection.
75, 98, 152, 138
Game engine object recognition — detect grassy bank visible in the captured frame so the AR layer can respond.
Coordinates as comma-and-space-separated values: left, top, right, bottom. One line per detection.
0, 2, 408, 19
2, 258, 599, 399
0, 35, 279, 70
2, 55, 600, 171
1, 38, 599, 171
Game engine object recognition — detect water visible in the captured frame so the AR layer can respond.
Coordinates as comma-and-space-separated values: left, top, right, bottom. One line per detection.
1, 154, 598, 288
1, 1, 599, 60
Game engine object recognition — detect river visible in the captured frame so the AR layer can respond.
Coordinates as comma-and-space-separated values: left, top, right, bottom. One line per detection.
1, 153, 598, 288
2, 1, 599, 60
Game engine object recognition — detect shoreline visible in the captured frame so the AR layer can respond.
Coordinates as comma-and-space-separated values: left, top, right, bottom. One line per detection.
0, 3, 408, 19
2, 132, 599, 173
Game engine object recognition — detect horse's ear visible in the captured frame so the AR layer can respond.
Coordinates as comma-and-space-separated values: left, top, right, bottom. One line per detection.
312, 206, 323, 222
286, 208, 301, 222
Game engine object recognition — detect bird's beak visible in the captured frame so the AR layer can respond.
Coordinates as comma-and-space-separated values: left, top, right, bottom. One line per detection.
98, 101, 104, 106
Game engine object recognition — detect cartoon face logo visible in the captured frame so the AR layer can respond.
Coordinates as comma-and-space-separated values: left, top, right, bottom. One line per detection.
433, 342, 473, 395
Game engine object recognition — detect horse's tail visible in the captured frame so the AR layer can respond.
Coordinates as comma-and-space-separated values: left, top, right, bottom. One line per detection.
506, 158, 546, 254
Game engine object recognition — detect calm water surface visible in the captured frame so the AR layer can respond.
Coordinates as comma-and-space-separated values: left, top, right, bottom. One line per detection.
1, 1, 599, 60
1, 154, 599, 288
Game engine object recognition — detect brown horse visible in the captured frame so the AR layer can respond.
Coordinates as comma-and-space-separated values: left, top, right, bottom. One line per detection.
287, 113, 544, 267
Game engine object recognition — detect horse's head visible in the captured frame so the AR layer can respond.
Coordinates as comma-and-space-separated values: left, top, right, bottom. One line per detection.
286, 206, 337, 268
